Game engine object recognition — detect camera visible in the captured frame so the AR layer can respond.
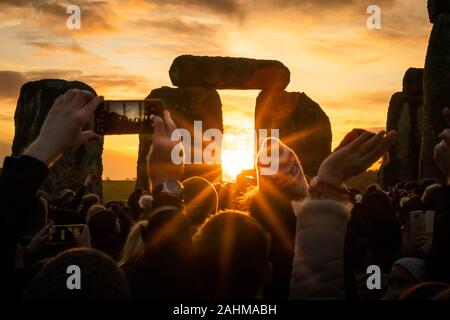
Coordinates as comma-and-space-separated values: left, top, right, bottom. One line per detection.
94, 99, 165, 135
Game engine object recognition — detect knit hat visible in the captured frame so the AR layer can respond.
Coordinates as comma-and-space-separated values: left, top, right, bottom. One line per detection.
256, 137, 308, 198
393, 257, 427, 282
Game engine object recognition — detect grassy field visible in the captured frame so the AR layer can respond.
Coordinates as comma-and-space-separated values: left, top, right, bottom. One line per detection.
103, 180, 136, 203
102, 170, 378, 203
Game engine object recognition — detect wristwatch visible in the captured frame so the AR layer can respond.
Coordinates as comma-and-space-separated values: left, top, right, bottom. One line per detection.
152, 180, 184, 209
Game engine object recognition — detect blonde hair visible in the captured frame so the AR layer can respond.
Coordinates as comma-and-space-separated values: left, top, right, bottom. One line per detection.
119, 220, 148, 267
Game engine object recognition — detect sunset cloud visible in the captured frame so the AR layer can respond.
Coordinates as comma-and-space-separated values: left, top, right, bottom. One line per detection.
0, 0, 432, 178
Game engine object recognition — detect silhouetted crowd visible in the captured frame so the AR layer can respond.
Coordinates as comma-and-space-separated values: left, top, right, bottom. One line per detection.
1, 89, 449, 300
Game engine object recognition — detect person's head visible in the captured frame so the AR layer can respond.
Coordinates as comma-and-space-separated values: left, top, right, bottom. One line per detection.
138, 195, 153, 220
366, 183, 383, 194
23, 248, 129, 299
86, 204, 107, 222
405, 181, 420, 194
383, 258, 426, 300
420, 178, 439, 195
57, 189, 76, 207
256, 137, 308, 201
128, 188, 144, 221
87, 208, 121, 259
345, 190, 402, 293
79, 193, 100, 220
119, 220, 148, 267
421, 183, 441, 211
193, 210, 271, 299
183, 177, 218, 228
123, 209, 196, 299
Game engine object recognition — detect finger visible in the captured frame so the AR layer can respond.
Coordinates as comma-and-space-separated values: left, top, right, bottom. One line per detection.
80, 96, 103, 120
434, 141, 448, 163
38, 221, 54, 235
63, 88, 79, 101
341, 131, 373, 152
361, 131, 397, 165
163, 110, 177, 134
76, 130, 101, 146
151, 115, 167, 138
71, 90, 95, 109
438, 129, 450, 145
444, 108, 450, 126
359, 131, 386, 155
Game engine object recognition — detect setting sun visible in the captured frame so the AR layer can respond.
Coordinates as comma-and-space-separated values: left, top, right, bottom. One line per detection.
221, 147, 254, 182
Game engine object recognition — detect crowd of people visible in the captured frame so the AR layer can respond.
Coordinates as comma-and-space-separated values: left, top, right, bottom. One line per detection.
1, 89, 450, 300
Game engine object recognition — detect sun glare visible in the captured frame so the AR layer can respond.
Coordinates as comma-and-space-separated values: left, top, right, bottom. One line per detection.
221, 132, 255, 182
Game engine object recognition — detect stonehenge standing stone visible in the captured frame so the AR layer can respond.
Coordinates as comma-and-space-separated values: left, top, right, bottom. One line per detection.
428, 0, 450, 23
12, 80, 103, 199
136, 86, 223, 190
378, 69, 424, 188
169, 55, 290, 90
420, 3, 450, 181
254, 90, 332, 177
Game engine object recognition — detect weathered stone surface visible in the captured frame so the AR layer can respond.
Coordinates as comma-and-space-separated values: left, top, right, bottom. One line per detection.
378, 92, 423, 188
254, 90, 331, 177
136, 87, 223, 190
428, 0, 450, 23
169, 55, 290, 90
420, 13, 450, 181
403, 68, 424, 96
12, 80, 103, 199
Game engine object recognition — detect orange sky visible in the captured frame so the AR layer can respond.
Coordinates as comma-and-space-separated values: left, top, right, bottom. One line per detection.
0, 0, 431, 180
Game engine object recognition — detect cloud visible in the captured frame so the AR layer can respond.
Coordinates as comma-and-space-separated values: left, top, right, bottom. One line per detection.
133, 18, 220, 36
0, 71, 27, 99
145, 0, 242, 16
0, 69, 153, 101
0, 0, 116, 33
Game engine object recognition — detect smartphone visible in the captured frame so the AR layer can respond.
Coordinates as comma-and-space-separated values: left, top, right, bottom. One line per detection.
409, 210, 435, 244
48, 224, 90, 247
94, 99, 165, 135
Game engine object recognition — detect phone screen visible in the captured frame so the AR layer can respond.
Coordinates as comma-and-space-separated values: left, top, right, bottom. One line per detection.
48, 224, 90, 247
94, 99, 164, 135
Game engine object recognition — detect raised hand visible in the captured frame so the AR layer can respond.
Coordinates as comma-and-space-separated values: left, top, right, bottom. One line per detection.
27, 221, 53, 255
147, 109, 184, 189
317, 130, 397, 187
84, 173, 98, 187
25, 89, 103, 166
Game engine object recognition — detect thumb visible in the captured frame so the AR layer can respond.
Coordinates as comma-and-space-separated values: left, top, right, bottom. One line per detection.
76, 130, 101, 146
151, 115, 166, 139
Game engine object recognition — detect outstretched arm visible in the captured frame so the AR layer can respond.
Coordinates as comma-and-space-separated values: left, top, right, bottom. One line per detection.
0, 89, 102, 290
289, 130, 397, 300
